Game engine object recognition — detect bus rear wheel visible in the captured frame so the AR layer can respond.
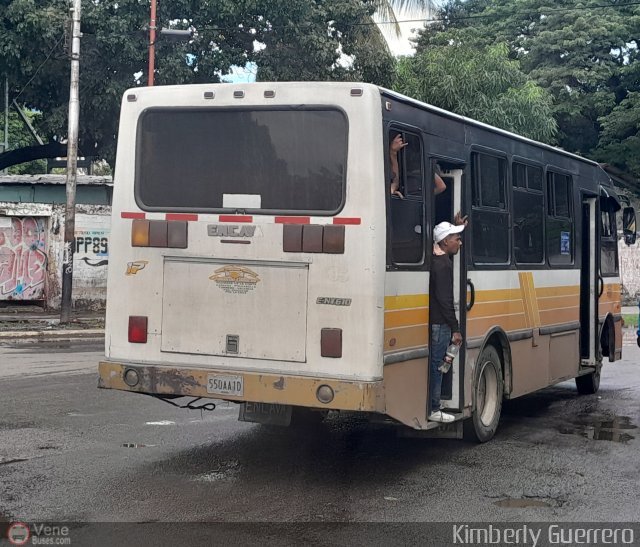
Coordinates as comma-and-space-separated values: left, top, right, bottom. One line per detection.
464, 345, 503, 443
575, 369, 600, 395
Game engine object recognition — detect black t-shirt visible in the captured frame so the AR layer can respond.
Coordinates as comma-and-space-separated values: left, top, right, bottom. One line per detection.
429, 254, 459, 332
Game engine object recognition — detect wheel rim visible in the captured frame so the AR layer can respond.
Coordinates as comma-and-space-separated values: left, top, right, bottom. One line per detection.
477, 360, 499, 427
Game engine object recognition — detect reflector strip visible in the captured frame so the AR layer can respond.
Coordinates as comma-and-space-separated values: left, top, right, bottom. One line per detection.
166, 213, 198, 221
275, 217, 310, 224
219, 215, 253, 223
333, 217, 361, 225
122, 212, 146, 219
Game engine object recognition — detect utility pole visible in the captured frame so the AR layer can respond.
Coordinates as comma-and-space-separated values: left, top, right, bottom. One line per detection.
60, 0, 81, 323
2, 76, 7, 174
148, 0, 157, 86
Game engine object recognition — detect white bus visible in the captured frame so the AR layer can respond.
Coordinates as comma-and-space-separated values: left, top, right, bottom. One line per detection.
98, 82, 636, 442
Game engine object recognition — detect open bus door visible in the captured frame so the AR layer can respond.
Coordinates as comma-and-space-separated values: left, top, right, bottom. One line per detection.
579, 195, 599, 372
433, 160, 466, 414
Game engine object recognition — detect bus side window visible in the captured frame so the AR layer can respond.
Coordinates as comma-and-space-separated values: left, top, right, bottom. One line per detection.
546, 171, 574, 266
388, 130, 425, 264
513, 162, 544, 265
471, 152, 509, 264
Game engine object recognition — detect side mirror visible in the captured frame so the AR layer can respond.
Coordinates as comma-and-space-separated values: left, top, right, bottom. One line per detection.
623, 207, 636, 245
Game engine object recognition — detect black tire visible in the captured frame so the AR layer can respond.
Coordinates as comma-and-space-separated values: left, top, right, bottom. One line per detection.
463, 345, 503, 443
575, 369, 600, 395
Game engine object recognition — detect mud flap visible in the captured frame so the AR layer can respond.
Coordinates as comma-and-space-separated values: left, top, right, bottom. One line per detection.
239, 402, 293, 426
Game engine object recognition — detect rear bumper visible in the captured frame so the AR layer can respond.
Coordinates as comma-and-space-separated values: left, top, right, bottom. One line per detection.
98, 361, 385, 412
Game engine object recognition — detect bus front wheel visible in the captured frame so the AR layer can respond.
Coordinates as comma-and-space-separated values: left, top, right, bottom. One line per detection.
464, 345, 503, 443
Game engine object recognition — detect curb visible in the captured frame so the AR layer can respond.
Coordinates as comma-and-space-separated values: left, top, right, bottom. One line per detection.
0, 328, 104, 341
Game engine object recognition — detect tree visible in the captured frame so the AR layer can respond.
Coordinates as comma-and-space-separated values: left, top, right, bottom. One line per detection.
414, 0, 640, 178
394, 41, 557, 142
0, 0, 397, 167
2, 110, 47, 174
373, 0, 438, 37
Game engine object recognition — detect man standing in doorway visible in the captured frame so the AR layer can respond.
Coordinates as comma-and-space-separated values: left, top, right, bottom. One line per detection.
429, 221, 465, 423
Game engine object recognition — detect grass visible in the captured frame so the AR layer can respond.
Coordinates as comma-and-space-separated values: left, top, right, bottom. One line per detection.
622, 313, 639, 330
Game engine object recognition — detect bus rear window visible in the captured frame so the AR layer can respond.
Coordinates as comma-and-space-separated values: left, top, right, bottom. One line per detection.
135, 108, 347, 213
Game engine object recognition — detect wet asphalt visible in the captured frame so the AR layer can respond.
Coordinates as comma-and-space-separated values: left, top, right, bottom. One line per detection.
0, 337, 639, 544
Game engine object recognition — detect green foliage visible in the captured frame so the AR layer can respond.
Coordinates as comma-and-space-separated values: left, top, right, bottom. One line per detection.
0, 0, 396, 167
594, 92, 640, 177
2, 110, 47, 174
414, 0, 640, 179
394, 42, 557, 141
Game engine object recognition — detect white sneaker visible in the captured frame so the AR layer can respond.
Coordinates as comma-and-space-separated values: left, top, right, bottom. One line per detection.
429, 410, 455, 423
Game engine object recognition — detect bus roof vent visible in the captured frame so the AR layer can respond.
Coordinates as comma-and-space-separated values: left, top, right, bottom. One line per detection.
203, 91, 215, 99
350, 88, 363, 97
233, 90, 245, 99
264, 90, 275, 98
126, 94, 137, 102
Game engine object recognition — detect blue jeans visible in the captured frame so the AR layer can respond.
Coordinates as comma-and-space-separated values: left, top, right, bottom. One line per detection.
430, 323, 451, 414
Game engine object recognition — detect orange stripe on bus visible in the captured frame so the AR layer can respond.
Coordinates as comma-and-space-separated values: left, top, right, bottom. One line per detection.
537, 295, 579, 310
539, 308, 579, 325
384, 308, 428, 329
121, 212, 145, 219
333, 217, 361, 225
467, 315, 528, 337
467, 300, 525, 317
535, 285, 580, 298
384, 325, 429, 352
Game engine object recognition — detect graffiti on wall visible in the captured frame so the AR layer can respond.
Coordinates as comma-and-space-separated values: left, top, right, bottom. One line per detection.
0, 217, 47, 300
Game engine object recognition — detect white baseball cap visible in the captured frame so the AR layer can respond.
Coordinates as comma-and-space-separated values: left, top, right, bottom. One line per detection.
434, 221, 465, 243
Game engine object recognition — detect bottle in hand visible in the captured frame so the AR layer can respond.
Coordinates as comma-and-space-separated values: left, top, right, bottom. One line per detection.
438, 342, 459, 374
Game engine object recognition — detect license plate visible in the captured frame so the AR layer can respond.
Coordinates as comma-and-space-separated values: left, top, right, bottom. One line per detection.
207, 374, 244, 396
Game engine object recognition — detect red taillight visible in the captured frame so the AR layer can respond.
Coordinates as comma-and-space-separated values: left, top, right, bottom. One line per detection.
128, 316, 148, 343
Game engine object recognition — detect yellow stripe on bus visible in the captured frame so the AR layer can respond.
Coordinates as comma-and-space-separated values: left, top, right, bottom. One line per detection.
384, 294, 429, 311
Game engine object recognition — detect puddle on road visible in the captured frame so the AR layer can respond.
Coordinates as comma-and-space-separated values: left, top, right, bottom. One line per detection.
559, 415, 637, 443
494, 497, 552, 508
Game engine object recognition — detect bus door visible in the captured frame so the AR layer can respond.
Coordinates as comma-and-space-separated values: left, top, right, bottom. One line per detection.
580, 195, 598, 364
434, 161, 466, 412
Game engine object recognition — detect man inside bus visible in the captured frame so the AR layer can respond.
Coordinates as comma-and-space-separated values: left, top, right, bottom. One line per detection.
390, 133, 446, 198
429, 221, 465, 423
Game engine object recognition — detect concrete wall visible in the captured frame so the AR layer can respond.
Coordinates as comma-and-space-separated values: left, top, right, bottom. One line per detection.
0, 203, 111, 309
620, 239, 640, 305
0, 175, 112, 309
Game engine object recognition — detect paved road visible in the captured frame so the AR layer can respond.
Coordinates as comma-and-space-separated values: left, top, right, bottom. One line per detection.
0, 338, 638, 544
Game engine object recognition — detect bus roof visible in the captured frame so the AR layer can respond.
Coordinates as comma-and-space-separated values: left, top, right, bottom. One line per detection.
378, 85, 609, 179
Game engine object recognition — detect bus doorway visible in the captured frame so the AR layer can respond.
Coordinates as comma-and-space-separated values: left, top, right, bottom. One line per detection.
580, 196, 598, 363
433, 164, 466, 413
